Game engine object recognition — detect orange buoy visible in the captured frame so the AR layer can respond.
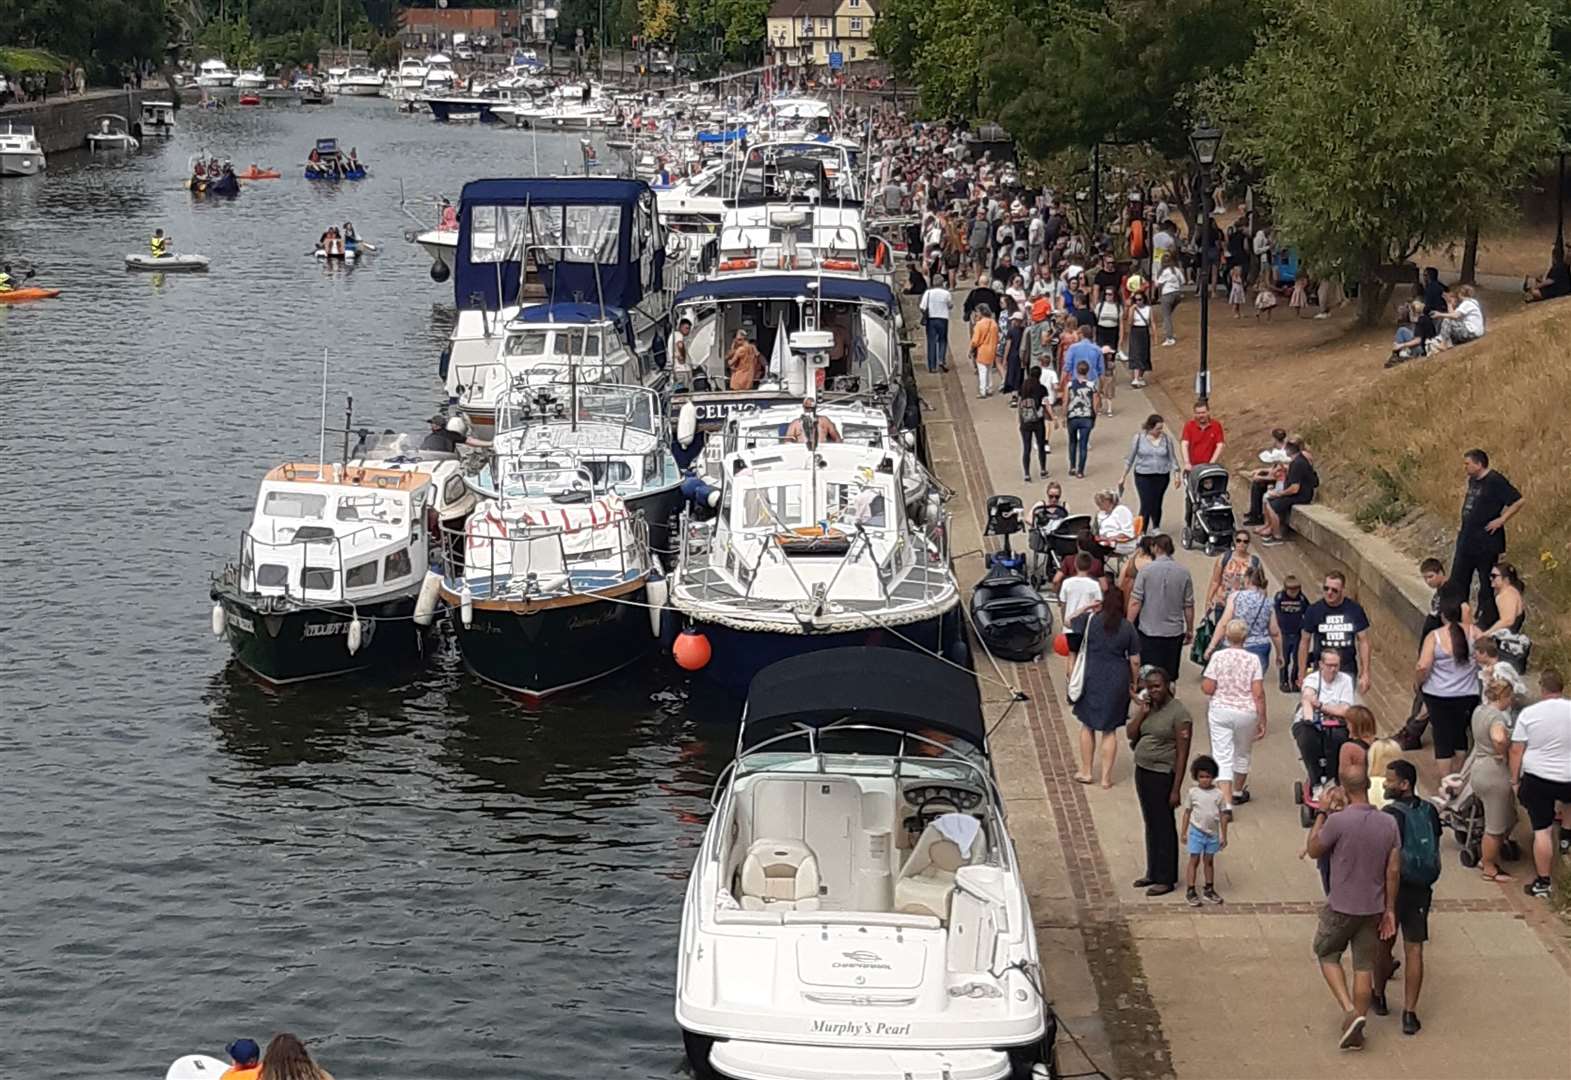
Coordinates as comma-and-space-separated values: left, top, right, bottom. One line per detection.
1052, 633, 1071, 657
673, 628, 712, 671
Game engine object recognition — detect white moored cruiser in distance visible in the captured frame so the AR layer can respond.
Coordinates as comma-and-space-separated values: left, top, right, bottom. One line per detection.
339, 66, 384, 96
1, 122, 48, 177
677, 647, 1055, 1080
232, 68, 267, 90
393, 56, 429, 96
195, 59, 238, 87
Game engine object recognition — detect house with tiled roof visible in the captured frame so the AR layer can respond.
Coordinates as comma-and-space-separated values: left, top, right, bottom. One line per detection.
765, 0, 878, 67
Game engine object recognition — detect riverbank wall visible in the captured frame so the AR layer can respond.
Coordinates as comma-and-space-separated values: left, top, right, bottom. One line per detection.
2, 88, 153, 153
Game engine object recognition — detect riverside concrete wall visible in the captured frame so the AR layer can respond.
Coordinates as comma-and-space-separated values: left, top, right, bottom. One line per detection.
2, 89, 149, 154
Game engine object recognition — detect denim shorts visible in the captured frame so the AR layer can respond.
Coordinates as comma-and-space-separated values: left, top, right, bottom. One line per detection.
1186, 824, 1221, 856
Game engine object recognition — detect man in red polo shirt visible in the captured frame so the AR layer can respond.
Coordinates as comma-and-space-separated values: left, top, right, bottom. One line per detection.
1181, 399, 1227, 471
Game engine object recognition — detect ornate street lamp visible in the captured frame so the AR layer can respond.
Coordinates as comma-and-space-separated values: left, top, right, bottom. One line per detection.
1189, 122, 1224, 398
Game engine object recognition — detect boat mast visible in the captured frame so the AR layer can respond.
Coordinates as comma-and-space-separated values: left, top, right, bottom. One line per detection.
318, 347, 329, 467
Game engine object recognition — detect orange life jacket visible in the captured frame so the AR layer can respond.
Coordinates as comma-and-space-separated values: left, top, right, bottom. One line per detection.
221, 1067, 262, 1080
1128, 219, 1147, 259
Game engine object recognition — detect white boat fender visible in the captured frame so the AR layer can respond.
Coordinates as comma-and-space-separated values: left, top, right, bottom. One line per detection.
706, 488, 720, 508
676, 400, 697, 448
460, 580, 474, 627
646, 570, 668, 638
347, 615, 363, 655
210, 601, 225, 637
166, 1054, 229, 1080
413, 569, 442, 626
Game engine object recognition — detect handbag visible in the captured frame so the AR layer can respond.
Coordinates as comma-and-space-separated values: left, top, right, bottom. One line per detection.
1190, 609, 1217, 665
1066, 640, 1088, 703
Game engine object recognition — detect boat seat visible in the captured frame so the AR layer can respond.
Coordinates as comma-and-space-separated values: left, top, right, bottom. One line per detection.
738, 839, 822, 912
893, 816, 986, 923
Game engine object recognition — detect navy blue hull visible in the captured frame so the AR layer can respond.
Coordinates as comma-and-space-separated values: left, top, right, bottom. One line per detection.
677, 609, 968, 698
211, 589, 424, 684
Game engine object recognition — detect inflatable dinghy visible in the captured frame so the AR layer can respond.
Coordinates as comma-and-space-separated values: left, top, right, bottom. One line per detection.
125, 253, 210, 272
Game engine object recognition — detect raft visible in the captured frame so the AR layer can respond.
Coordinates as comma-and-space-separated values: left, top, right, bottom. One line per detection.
0, 287, 62, 303
236, 167, 280, 179
304, 164, 366, 181
125, 253, 210, 272
314, 246, 359, 262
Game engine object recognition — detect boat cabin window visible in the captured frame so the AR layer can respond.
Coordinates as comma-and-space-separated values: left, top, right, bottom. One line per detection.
581, 459, 633, 486
504, 330, 550, 357
264, 490, 328, 519
301, 567, 336, 590
554, 329, 602, 357
337, 492, 403, 523
384, 549, 414, 581
256, 564, 289, 588
345, 561, 379, 589
469, 205, 530, 263
741, 485, 805, 529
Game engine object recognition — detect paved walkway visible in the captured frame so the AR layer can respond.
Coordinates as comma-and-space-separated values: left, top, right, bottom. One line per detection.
915, 301, 1571, 1078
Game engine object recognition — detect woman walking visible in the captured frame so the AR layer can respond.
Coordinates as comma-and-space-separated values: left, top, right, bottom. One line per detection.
1156, 258, 1185, 346
1016, 365, 1050, 481
1210, 564, 1280, 676
1468, 677, 1519, 880
1205, 531, 1260, 615
1071, 585, 1141, 788
1127, 281, 1153, 388
1127, 668, 1193, 896
1201, 619, 1267, 810
1415, 596, 1482, 774
1121, 414, 1181, 532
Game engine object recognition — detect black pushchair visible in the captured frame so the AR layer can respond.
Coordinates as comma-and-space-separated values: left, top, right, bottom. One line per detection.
1181, 463, 1235, 555
1026, 510, 1093, 592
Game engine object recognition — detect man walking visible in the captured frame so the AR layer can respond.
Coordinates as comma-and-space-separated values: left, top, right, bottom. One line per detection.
1298, 571, 1372, 696
1510, 669, 1571, 900
919, 278, 952, 373
1448, 449, 1524, 627
1179, 399, 1226, 471
1128, 533, 1195, 681
1306, 766, 1400, 1052
1373, 759, 1441, 1035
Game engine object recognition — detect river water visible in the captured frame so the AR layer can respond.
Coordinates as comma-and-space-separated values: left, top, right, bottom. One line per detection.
0, 99, 727, 1077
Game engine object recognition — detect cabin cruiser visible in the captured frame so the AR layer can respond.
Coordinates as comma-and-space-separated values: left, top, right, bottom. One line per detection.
438, 460, 657, 705
676, 647, 1054, 1079
393, 57, 430, 95
423, 74, 541, 123
339, 66, 384, 96
0, 122, 45, 178
232, 68, 267, 90
470, 383, 685, 564
493, 82, 611, 129
423, 53, 458, 93
195, 59, 238, 87
441, 177, 683, 439
139, 100, 176, 137
209, 446, 473, 685
86, 113, 139, 152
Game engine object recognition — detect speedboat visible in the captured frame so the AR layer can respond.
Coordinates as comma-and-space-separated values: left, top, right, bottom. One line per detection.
339, 66, 384, 96
139, 100, 177, 137
393, 57, 429, 95
437, 463, 659, 705
209, 442, 473, 685
86, 113, 139, 152
0, 122, 47, 177
469, 383, 685, 564
676, 646, 1055, 1079
232, 68, 267, 90
493, 82, 610, 129
195, 59, 237, 87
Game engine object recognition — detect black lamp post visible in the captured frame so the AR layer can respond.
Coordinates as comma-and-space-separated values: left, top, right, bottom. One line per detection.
1189, 122, 1223, 399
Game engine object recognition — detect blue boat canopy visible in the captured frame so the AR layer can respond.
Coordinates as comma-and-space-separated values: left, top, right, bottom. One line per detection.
697, 127, 747, 144
513, 301, 628, 324
455, 177, 666, 313
674, 274, 896, 309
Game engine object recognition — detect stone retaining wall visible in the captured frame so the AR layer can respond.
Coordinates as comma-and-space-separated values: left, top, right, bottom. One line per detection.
4, 89, 147, 154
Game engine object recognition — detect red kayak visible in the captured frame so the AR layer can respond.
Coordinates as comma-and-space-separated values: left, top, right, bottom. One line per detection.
0, 287, 62, 303
236, 167, 281, 179
239, 94, 261, 106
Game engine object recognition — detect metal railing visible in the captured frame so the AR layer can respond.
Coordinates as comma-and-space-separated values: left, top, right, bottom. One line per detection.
439, 505, 649, 599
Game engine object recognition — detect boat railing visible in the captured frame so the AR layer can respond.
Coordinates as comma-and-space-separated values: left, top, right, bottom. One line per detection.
231, 521, 389, 606
438, 506, 648, 597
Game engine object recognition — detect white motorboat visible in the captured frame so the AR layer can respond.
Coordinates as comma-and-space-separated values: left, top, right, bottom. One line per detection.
393, 57, 429, 95
210, 443, 473, 685
139, 100, 176, 137
0, 121, 46, 177
232, 68, 267, 90
493, 82, 611, 129
339, 66, 384, 96
125, 252, 209, 272
195, 59, 237, 88
86, 113, 139, 152
676, 646, 1054, 1079
423, 53, 457, 92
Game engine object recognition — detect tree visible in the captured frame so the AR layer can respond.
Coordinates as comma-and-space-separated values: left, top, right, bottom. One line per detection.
1215, 0, 1564, 324
874, 0, 1010, 116
638, 0, 679, 45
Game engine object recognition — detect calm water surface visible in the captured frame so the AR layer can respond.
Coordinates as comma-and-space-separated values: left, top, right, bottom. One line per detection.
0, 99, 725, 1077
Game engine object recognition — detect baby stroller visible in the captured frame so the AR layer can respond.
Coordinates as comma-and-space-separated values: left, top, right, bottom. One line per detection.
1431, 766, 1521, 869
972, 495, 1054, 661
1181, 463, 1236, 555
1026, 509, 1093, 593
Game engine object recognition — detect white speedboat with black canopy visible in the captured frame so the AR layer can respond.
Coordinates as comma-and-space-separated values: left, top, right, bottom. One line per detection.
441, 177, 682, 438
677, 647, 1055, 1080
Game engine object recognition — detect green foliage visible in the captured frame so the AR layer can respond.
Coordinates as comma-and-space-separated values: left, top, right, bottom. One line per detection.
0, 47, 71, 75
875, 0, 1010, 116
1, 0, 167, 79
1211, 0, 1565, 322
194, 16, 257, 68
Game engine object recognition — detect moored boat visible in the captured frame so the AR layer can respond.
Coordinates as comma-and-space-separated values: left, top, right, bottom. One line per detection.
139, 100, 177, 137
0, 122, 47, 177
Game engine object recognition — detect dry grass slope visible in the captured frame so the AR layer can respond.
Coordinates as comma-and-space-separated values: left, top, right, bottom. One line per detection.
1307, 302, 1570, 672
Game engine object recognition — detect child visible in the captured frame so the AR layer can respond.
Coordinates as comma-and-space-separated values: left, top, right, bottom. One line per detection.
1227, 265, 1245, 317
222, 1038, 262, 1080
1288, 273, 1309, 317
1182, 756, 1227, 906
1254, 279, 1278, 320
1273, 574, 1308, 692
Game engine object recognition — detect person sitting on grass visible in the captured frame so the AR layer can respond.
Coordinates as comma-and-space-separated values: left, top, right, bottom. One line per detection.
1522, 260, 1569, 303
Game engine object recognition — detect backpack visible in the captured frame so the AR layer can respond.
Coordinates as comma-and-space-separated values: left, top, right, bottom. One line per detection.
1391, 800, 1441, 886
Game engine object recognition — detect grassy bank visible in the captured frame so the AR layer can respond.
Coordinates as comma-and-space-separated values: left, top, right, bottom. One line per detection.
1148, 291, 1569, 674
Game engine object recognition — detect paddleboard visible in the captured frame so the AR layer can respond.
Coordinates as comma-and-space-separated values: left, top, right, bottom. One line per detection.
0, 287, 62, 303
126, 253, 210, 272
165, 1054, 229, 1080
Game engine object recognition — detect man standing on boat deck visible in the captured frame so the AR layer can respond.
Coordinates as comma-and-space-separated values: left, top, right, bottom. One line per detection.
422, 414, 490, 453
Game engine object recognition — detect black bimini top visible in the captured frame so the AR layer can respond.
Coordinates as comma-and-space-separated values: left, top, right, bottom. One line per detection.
741, 647, 984, 751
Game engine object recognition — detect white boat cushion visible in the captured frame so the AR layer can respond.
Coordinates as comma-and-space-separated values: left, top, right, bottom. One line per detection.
739, 839, 822, 912
893, 816, 986, 923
